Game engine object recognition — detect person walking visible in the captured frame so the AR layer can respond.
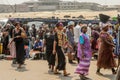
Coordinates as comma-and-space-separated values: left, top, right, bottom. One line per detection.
96, 23, 117, 75
66, 21, 75, 64
9, 22, 26, 69
43, 29, 55, 72
53, 22, 71, 76
75, 26, 92, 80
74, 21, 83, 63
96, 14, 117, 75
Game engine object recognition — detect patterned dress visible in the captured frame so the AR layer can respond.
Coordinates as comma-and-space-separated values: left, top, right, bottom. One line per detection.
54, 29, 68, 70
97, 31, 117, 69
75, 33, 92, 76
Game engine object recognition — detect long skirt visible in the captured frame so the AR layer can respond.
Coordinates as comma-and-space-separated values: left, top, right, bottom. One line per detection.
56, 46, 66, 71
75, 57, 91, 76
97, 47, 117, 69
16, 42, 25, 64
46, 50, 55, 66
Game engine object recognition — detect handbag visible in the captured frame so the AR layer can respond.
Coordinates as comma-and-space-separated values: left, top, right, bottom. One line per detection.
21, 32, 27, 38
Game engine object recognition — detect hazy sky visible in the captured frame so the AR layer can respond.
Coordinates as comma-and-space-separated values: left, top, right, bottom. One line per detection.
0, 0, 120, 5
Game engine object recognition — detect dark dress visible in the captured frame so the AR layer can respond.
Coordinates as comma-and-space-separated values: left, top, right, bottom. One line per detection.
44, 33, 55, 66
2, 34, 9, 55
2, 29, 9, 55
14, 29, 25, 65
33, 28, 36, 39
54, 32, 66, 70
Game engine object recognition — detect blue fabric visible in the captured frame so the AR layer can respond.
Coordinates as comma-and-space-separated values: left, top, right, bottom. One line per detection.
113, 38, 117, 44
79, 36, 84, 44
33, 41, 42, 49
66, 30, 74, 45
108, 30, 113, 35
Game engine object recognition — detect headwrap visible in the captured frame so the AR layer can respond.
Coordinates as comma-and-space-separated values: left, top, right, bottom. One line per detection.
67, 21, 75, 27
56, 22, 63, 27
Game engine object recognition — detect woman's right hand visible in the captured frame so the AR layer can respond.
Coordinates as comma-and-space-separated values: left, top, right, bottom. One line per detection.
53, 49, 56, 55
16, 36, 21, 38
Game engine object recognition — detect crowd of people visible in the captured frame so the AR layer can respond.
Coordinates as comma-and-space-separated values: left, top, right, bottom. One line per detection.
0, 15, 120, 80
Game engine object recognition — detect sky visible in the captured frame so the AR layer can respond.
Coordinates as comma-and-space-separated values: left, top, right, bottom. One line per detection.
0, 0, 120, 5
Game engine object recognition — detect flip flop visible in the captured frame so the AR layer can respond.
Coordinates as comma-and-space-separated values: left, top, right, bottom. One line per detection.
64, 73, 70, 76
54, 72, 61, 74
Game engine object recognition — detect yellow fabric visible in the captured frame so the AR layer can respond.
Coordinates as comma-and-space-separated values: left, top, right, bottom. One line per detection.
0, 43, 3, 54
56, 29, 68, 47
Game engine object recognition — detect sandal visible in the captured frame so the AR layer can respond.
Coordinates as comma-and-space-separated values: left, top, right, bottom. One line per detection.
79, 75, 85, 80
112, 71, 117, 75
54, 72, 61, 74
64, 73, 70, 76
49, 65, 51, 69
96, 72, 103, 75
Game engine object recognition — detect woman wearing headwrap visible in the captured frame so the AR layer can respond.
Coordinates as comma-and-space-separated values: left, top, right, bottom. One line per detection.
53, 22, 71, 76
96, 23, 117, 75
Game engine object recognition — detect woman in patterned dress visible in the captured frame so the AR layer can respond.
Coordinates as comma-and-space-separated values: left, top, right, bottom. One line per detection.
96, 24, 117, 75
53, 22, 71, 76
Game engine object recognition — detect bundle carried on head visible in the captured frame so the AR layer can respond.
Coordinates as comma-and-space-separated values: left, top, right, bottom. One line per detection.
99, 14, 110, 23
99, 14, 110, 28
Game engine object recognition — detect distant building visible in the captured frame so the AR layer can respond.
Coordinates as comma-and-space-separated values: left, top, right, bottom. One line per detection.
23, 1, 40, 12
105, 5, 120, 11
0, 0, 120, 13
15, 4, 29, 12
37, 0, 59, 11
0, 4, 13, 13
59, 1, 78, 10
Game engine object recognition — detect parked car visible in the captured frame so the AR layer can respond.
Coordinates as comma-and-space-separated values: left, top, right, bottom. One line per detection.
27, 21, 44, 31
0, 18, 14, 28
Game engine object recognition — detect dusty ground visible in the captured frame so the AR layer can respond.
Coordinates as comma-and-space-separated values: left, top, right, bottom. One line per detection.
0, 58, 117, 80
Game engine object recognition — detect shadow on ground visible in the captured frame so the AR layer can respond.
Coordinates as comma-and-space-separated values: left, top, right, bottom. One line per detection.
15, 66, 29, 72
102, 74, 116, 80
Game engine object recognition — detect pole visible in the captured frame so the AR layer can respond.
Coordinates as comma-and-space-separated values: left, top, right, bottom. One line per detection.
74, 0, 75, 9
14, 4, 16, 13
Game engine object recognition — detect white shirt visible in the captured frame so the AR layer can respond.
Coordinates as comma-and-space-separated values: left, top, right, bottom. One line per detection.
86, 27, 91, 38
74, 25, 81, 43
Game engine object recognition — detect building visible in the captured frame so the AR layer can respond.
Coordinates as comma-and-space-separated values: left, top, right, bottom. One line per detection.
15, 4, 29, 12
24, 0, 60, 11
23, 1, 40, 12
59, 1, 104, 11
0, 0, 120, 13
59, 1, 78, 10
0, 4, 14, 13
37, 0, 59, 11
